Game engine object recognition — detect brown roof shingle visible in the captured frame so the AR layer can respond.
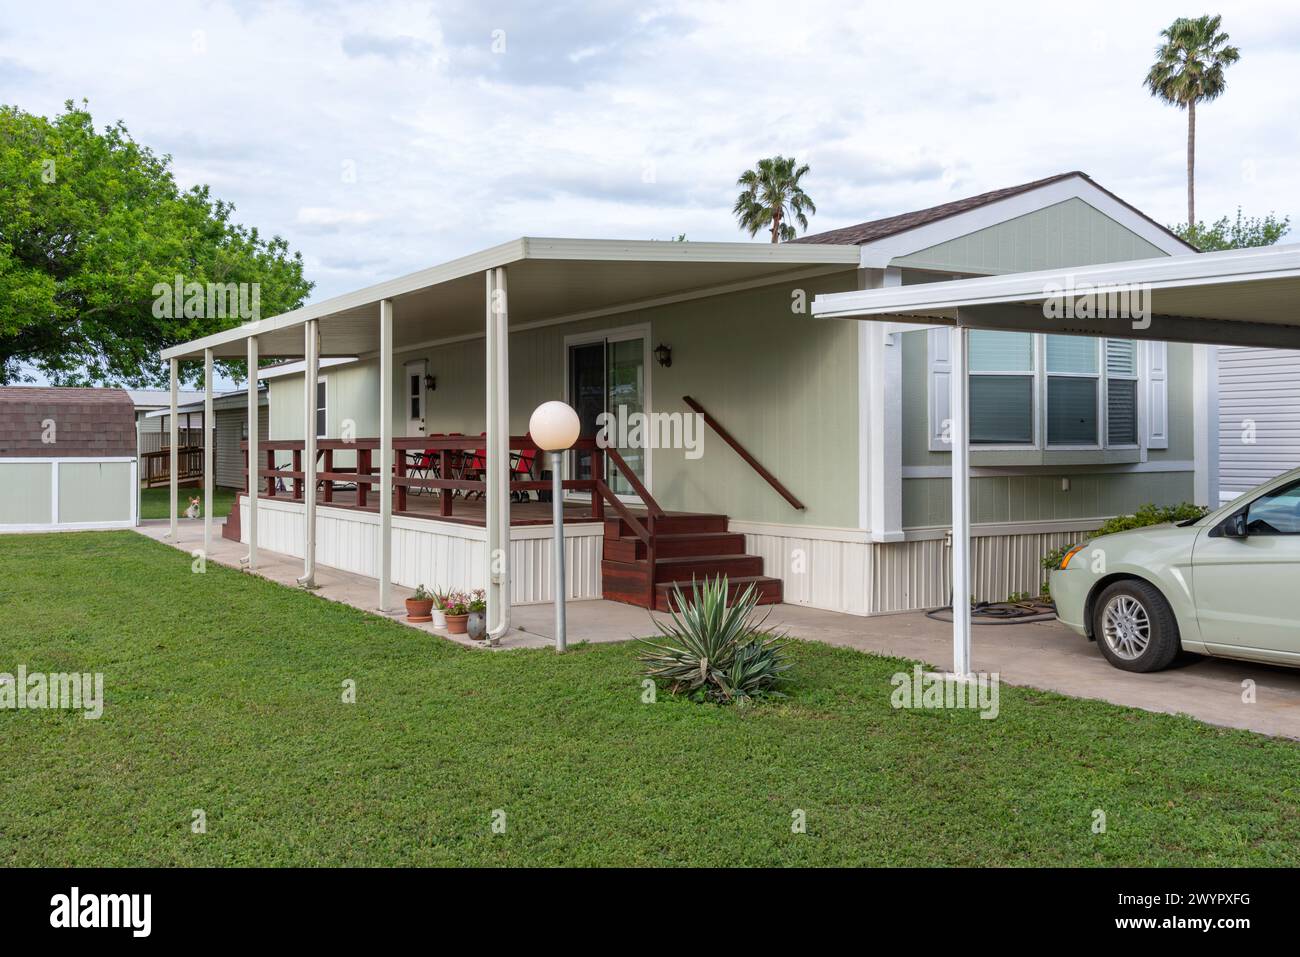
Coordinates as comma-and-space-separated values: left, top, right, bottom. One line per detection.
0, 387, 138, 458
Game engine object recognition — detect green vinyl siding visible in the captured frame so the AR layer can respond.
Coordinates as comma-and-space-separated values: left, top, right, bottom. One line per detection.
903, 471, 1195, 529
0, 463, 52, 525
891, 197, 1168, 274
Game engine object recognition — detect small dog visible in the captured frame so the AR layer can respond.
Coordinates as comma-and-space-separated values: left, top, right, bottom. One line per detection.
185, 496, 201, 519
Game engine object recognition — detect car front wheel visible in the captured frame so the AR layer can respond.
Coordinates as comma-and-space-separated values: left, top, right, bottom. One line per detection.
1091, 580, 1181, 673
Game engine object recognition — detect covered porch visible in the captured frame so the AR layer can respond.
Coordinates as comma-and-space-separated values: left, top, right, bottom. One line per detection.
160, 237, 858, 630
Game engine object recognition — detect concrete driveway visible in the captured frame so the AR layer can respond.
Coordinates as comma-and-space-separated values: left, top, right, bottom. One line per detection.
139, 520, 1300, 740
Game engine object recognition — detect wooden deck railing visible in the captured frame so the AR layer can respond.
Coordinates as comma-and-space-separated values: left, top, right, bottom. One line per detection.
682, 395, 805, 510
140, 446, 204, 488
239, 435, 609, 521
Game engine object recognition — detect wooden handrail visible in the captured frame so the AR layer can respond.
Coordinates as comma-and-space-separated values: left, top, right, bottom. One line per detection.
604, 446, 665, 517
593, 479, 651, 543
682, 395, 805, 510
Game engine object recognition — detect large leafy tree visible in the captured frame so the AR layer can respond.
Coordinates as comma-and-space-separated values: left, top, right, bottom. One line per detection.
1144, 14, 1241, 228
733, 156, 816, 243
0, 101, 312, 386
1174, 208, 1290, 252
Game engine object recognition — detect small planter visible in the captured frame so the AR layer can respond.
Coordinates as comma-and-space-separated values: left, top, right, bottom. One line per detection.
446, 613, 469, 634
466, 611, 486, 641
431, 608, 448, 629
405, 598, 434, 623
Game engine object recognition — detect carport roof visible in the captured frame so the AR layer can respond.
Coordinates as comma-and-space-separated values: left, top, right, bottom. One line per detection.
811, 242, 1300, 348
161, 237, 860, 362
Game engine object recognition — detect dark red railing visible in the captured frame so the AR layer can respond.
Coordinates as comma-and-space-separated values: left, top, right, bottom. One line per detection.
239, 435, 608, 521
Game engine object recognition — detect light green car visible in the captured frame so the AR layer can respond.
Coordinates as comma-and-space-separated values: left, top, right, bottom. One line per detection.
1050, 467, 1300, 673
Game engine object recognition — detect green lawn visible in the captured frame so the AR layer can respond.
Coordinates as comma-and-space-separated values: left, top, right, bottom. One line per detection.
2, 531, 1299, 867
139, 485, 238, 520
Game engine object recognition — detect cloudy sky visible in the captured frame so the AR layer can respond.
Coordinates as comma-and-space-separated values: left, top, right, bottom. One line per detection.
4, 0, 1299, 310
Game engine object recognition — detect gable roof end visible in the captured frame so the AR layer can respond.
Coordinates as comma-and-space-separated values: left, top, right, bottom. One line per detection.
790, 171, 1193, 252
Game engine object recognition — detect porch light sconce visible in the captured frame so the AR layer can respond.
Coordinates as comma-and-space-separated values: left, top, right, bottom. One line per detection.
529, 400, 582, 654
654, 343, 672, 367
423, 374, 437, 392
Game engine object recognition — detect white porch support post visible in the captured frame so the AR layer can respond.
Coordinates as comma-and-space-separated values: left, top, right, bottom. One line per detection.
299, 319, 319, 588
1193, 343, 1220, 508
857, 264, 904, 541
246, 336, 259, 570
203, 348, 214, 557
378, 300, 394, 611
950, 319, 972, 676
485, 266, 512, 642
168, 358, 179, 540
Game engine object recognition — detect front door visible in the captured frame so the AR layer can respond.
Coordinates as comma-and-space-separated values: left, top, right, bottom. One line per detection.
1192, 476, 1300, 659
404, 359, 427, 436
566, 330, 648, 497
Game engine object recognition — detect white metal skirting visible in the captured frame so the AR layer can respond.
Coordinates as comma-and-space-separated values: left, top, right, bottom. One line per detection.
734, 520, 1096, 616
238, 497, 603, 603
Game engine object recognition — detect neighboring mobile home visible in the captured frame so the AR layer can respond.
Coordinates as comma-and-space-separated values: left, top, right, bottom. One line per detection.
172, 170, 1207, 616
1216, 345, 1300, 504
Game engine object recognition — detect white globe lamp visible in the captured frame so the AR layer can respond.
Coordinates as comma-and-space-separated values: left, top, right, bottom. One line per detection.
529, 400, 581, 652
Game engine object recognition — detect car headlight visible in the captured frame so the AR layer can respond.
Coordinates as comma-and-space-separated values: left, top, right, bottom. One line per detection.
1059, 544, 1087, 569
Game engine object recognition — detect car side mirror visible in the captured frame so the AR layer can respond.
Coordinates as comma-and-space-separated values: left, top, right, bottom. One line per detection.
1222, 512, 1249, 539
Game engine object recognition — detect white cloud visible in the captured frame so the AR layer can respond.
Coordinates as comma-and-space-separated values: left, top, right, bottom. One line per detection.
1, 0, 1297, 311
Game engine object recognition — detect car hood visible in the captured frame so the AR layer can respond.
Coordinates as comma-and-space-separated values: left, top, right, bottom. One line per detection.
1087, 522, 1198, 564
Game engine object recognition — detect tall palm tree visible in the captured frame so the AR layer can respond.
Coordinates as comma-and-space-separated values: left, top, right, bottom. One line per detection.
733, 156, 816, 243
1144, 14, 1240, 228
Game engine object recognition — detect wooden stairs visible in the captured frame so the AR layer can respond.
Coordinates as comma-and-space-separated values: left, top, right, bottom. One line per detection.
600, 511, 783, 611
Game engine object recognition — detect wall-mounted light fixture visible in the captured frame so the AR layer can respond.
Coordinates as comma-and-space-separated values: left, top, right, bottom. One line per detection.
424, 374, 437, 392
654, 343, 672, 368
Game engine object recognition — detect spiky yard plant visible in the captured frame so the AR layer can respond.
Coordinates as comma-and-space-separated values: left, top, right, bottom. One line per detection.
637, 576, 790, 704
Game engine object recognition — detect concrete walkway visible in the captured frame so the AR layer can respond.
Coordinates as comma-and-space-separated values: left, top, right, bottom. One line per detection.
135, 519, 1300, 740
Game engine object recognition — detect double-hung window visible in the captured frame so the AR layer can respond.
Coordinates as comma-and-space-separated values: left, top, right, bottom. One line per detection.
963, 332, 1141, 449
969, 331, 1035, 445
1104, 339, 1139, 446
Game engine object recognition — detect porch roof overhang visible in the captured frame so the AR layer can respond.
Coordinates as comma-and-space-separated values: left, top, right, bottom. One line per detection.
161, 237, 861, 362
811, 242, 1300, 348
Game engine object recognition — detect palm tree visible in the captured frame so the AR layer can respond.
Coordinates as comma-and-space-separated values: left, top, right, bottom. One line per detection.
733, 156, 816, 243
1144, 14, 1240, 228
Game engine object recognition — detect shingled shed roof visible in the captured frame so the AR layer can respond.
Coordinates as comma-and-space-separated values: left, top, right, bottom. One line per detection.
0, 387, 137, 458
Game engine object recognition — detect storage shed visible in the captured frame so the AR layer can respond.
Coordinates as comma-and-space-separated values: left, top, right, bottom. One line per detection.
0, 387, 138, 531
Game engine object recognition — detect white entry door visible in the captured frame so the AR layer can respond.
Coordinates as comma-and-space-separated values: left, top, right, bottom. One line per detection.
404, 359, 427, 436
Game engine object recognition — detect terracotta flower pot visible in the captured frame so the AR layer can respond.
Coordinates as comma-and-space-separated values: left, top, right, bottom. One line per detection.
446, 613, 469, 634
405, 598, 434, 623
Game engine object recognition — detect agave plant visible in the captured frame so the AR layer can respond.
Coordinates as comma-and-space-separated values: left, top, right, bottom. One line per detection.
637, 576, 790, 704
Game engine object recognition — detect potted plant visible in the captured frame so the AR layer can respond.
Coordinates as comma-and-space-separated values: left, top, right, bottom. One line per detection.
466, 589, 488, 641
443, 590, 471, 634
430, 588, 450, 629
406, 585, 435, 623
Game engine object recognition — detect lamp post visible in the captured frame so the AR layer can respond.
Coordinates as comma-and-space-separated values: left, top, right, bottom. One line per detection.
529, 401, 581, 653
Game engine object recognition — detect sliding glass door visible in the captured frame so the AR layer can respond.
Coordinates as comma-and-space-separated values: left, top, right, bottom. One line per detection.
566, 328, 649, 498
